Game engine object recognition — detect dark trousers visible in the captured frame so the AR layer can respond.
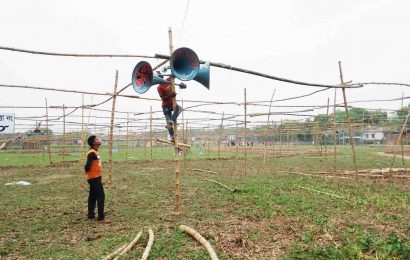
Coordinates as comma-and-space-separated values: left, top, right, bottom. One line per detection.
87, 176, 105, 220
162, 103, 182, 137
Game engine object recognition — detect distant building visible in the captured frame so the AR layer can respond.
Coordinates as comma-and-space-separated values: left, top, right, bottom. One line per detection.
362, 127, 384, 144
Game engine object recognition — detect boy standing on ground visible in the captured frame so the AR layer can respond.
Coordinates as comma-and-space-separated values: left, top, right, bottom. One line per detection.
84, 135, 109, 223
157, 77, 182, 141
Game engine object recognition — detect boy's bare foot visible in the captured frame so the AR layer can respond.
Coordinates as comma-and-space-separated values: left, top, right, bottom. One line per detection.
98, 219, 111, 224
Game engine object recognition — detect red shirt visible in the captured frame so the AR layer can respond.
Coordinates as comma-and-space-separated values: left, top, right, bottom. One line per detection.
157, 77, 174, 107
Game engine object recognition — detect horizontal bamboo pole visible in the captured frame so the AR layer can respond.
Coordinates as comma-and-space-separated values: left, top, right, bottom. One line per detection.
156, 138, 191, 148
0, 45, 156, 58
297, 186, 344, 199
189, 168, 219, 175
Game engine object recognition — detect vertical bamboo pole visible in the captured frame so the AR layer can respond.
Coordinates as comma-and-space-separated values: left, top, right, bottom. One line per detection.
126, 113, 129, 162
264, 90, 276, 162
324, 97, 330, 157
150, 106, 153, 161
108, 70, 119, 189
80, 94, 85, 162
45, 98, 52, 164
279, 118, 283, 156
333, 89, 337, 171
400, 92, 405, 165
62, 104, 66, 165
235, 120, 239, 158
207, 124, 211, 158
144, 122, 147, 159
389, 112, 410, 174
338, 61, 358, 178
169, 27, 180, 215
361, 110, 365, 149
181, 99, 185, 162
218, 112, 225, 159
244, 88, 248, 176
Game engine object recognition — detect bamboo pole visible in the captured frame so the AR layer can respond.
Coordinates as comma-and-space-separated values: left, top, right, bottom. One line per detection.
189, 168, 219, 174
297, 186, 344, 199
156, 138, 191, 148
264, 90, 276, 162
169, 27, 181, 215
205, 179, 236, 192
401, 92, 405, 165
389, 112, 410, 174
79, 94, 85, 164
150, 106, 153, 161
114, 231, 143, 260
333, 88, 337, 172
79, 95, 93, 163
103, 244, 127, 260
182, 99, 186, 163
244, 88, 248, 176
179, 225, 219, 260
338, 61, 358, 178
235, 121, 239, 158
141, 229, 155, 260
324, 97, 329, 157
126, 113, 129, 162
218, 112, 224, 159
45, 98, 52, 164
108, 70, 119, 188
62, 104, 66, 165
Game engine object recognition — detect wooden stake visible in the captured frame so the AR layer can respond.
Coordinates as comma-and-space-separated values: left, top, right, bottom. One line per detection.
45, 98, 52, 164
244, 88, 248, 176
108, 70, 119, 188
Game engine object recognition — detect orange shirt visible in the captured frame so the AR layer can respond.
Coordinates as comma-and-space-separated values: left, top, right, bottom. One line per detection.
85, 149, 101, 179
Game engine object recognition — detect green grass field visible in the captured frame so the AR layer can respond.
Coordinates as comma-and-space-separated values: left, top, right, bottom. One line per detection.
0, 146, 409, 259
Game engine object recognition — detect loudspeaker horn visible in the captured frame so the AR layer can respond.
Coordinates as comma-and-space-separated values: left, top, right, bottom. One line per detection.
170, 47, 210, 89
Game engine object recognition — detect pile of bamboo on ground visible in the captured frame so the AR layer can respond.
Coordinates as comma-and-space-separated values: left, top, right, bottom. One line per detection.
103, 229, 154, 260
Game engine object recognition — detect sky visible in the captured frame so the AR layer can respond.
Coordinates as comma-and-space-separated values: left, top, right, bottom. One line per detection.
1, 0, 410, 134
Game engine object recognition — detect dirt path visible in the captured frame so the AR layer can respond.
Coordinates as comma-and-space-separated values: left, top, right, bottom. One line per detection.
377, 152, 410, 160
